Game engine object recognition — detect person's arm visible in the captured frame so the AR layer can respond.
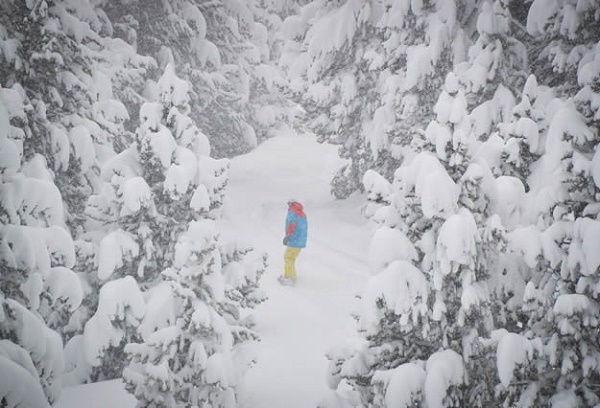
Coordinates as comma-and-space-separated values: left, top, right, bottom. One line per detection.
284, 212, 297, 244
286, 214, 297, 237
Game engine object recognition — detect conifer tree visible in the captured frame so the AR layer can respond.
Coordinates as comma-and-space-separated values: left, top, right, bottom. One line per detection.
280, 0, 473, 199
456, 0, 529, 107
495, 74, 553, 187
324, 70, 512, 407
0, 0, 130, 402
0, 0, 154, 351
483, 3, 600, 405
102, 0, 293, 159
0, 0, 143, 237
1, 0, 268, 400
124, 219, 238, 406
526, 0, 600, 95
219, 241, 268, 334
279, 0, 382, 198
119, 64, 261, 407
0, 85, 79, 406
319, 1, 542, 406
492, 4, 600, 403
63, 63, 228, 382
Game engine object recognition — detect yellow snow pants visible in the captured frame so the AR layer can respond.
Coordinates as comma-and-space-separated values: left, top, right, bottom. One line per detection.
284, 247, 302, 281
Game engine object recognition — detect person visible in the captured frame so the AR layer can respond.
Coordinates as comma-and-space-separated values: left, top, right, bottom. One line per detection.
278, 199, 308, 286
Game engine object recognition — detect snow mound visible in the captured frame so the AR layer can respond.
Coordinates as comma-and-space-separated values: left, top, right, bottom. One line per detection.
424, 349, 465, 408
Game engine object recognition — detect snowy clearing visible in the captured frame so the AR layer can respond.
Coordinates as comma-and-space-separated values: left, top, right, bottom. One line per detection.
55, 133, 373, 408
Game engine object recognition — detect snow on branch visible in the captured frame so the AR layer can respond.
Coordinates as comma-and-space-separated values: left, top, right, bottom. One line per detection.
120, 176, 153, 217
359, 260, 429, 336
395, 152, 459, 219
305, 0, 368, 81
0, 350, 50, 408
44, 266, 83, 312
494, 330, 541, 388
0, 225, 75, 279
82, 276, 145, 367
1, 298, 64, 402
97, 229, 140, 280
373, 363, 426, 407
368, 226, 418, 274
158, 64, 190, 111
0, 176, 66, 227
435, 208, 480, 288
424, 349, 465, 408
553, 294, 600, 332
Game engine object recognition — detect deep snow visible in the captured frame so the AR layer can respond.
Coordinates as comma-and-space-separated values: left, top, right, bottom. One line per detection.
55, 133, 373, 407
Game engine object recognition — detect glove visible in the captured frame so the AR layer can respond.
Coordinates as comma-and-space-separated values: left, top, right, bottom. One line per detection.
283, 236, 288, 245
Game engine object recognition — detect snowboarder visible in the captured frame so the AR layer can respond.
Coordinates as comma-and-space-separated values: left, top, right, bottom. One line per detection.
278, 199, 308, 286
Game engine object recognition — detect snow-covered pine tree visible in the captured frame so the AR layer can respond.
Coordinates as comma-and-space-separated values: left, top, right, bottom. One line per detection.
0, 0, 155, 349
219, 241, 268, 336
245, 0, 300, 145
377, 0, 473, 187
121, 64, 262, 407
103, 0, 292, 159
101, 0, 238, 156
279, 0, 475, 199
0, 0, 139, 402
452, 0, 534, 161
279, 0, 382, 198
448, 0, 530, 336
0, 0, 135, 238
122, 235, 267, 407
324, 69, 514, 407
494, 75, 600, 408
494, 74, 554, 187
492, 3, 600, 405
246, 0, 300, 62
526, 0, 600, 95
0, 86, 81, 406
63, 63, 227, 383
455, 0, 529, 107
429, 6, 539, 403
473, 77, 549, 341
124, 220, 231, 406
183, 0, 256, 156
477, 72, 553, 337
319, 1, 545, 405
59, 35, 155, 349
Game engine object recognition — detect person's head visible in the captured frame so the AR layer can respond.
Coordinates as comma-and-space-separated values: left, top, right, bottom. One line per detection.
287, 198, 297, 207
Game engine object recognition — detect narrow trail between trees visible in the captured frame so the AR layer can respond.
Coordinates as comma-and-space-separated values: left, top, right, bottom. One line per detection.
218, 133, 373, 408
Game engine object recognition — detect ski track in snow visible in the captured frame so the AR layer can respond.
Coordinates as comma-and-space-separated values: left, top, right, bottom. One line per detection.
55, 134, 372, 408
220, 133, 372, 408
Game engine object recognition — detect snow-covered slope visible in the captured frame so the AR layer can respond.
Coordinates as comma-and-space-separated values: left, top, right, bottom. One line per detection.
55, 133, 372, 407
55, 379, 136, 408
220, 133, 372, 408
